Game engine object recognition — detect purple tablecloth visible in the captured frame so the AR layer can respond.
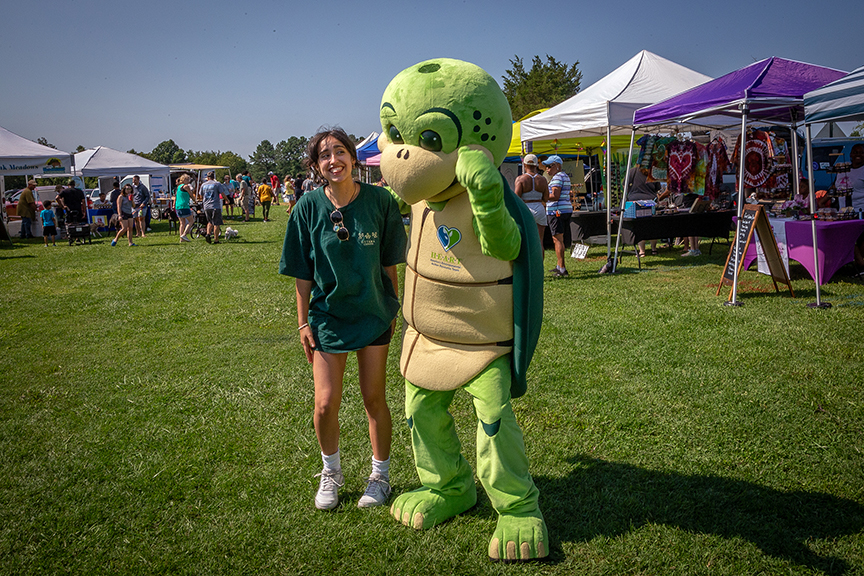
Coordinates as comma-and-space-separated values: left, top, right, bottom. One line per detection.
742, 219, 864, 284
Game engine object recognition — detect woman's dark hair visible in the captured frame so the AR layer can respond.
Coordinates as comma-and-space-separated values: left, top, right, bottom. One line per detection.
305, 127, 358, 181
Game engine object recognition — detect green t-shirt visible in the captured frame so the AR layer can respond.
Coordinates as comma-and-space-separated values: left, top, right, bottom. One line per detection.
279, 182, 407, 353
175, 184, 191, 210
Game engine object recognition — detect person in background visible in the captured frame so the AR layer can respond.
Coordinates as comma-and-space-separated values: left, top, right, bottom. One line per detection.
847, 144, 864, 274
40, 199, 57, 246
108, 181, 122, 215
295, 173, 305, 204
543, 155, 572, 277
174, 174, 195, 242
258, 176, 274, 222
93, 191, 112, 210
200, 171, 228, 243
270, 171, 281, 205
131, 175, 150, 238
279, 127, 407, 511
284, 174, 296, 215
111, 184, 136, 247
513, 153, 549, 244
243, 171, 255, 218
222, 174, 237, 219
237, 173, 251, 222
58, 179, 86, 224
16, 180, 38, 239
626, 165, 663, 257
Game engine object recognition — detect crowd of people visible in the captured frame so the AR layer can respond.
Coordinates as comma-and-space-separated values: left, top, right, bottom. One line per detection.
8, 170, 320, 247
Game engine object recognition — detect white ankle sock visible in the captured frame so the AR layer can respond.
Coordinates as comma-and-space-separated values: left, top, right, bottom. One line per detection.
322, 450, 341, 472
371, 456, 389, 477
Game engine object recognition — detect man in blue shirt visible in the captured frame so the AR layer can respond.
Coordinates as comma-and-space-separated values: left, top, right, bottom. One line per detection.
200, 171, 229, 243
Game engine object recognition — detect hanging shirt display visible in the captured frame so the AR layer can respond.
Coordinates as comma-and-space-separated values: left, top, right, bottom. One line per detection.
667, 139, 699, 194
705, 138, 730, 200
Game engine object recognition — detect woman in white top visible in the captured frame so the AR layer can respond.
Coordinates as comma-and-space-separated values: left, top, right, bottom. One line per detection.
513, 154, 549, 244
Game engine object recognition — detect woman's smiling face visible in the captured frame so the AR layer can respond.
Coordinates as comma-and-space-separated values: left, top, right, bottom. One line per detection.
317, 136, 354, 185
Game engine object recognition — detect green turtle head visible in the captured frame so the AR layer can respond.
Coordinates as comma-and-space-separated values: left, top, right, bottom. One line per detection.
379, 58, 512, 204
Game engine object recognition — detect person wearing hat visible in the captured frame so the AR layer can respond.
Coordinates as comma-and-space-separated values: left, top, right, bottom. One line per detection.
200, 171, 229, 243
514, 154, 549, 244
543, 155, 572, 277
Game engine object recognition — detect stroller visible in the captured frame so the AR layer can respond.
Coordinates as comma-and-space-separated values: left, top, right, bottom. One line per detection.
190, 204, 209, 239
65, 210, 92, 245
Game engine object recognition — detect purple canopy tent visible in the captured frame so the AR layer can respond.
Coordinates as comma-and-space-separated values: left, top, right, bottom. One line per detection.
612, 58, 845, 306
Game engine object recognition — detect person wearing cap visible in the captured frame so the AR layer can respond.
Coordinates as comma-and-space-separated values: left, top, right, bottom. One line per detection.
543, 155, 572, 277
200, 171, 229, 243
514, 154, 549, 244
130, 175, 150, 237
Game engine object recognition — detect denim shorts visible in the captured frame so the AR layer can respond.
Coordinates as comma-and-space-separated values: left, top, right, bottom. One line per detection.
176, 208, 192, 218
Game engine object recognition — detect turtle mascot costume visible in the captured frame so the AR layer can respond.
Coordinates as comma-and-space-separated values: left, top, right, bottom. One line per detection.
379, 58, 548, 561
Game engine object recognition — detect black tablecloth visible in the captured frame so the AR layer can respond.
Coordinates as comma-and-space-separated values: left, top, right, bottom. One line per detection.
570, 211, 608, 241
616, 210, 735, 245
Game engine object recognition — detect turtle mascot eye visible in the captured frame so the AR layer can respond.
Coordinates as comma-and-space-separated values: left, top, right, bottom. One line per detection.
379, 58, 548, 562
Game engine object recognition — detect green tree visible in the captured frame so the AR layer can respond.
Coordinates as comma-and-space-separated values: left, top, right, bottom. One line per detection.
501, 55, 582, 120
37, 137, 56, 149
149, 139, 183, 165
851, 122, 863, 137
75, 145, 86, 153
275, 137, 309, 177
249, 139, 277, 180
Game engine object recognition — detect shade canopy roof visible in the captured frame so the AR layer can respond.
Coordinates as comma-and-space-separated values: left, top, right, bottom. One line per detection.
634, 57, 847, 128
357, 132, 380, 162
169, 163, 229, 171
75, 146, 170, 177
0, 126, 73, 176
804, 64, 864, 124
520, 50, 712, 141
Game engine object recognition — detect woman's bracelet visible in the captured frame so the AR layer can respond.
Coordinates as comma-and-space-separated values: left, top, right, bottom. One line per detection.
298, 323, 309, 330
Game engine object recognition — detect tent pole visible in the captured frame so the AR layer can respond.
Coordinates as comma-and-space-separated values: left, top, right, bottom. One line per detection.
612, 128, 636, 273
605, 121, 612, 258
726, 104, 749, 307
804, 123, 829, 308
790, 120, 801, 198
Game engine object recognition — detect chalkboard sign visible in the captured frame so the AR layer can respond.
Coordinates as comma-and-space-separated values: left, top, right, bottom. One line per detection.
717, 204, 794, 298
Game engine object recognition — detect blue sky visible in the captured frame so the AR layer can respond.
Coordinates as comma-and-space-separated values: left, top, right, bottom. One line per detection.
2, 0, 862, 159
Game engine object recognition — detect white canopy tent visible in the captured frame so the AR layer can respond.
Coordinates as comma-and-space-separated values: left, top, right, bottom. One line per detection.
520, 50, 712, 254
803, 64, 864, 307
0, 126, 73, 191
73, 146, 170, 179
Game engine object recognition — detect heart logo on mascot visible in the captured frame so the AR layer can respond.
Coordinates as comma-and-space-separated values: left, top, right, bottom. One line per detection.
437, 225, 461, 252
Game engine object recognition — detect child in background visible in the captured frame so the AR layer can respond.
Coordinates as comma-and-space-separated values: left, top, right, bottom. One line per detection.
41, 200, 57, 246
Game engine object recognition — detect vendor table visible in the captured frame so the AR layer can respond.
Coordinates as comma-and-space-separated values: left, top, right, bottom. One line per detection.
616, 209, 735, 258
742, 219, 864, 284
570, 210, 609, 242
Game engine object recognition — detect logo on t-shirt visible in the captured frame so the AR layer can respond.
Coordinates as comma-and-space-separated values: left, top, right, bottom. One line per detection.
436, 225, 461, 252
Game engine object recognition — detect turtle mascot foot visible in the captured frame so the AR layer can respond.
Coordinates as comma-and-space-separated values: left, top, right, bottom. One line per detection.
379, 58, 548, 561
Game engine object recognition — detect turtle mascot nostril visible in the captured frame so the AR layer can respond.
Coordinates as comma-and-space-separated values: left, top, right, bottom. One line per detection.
379, 58, 548, 562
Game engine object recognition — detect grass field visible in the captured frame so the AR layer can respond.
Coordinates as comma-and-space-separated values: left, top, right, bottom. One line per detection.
1, 208, 863, 575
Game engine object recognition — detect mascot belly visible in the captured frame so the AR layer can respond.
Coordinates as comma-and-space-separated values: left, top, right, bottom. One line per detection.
379, 57, 547, 562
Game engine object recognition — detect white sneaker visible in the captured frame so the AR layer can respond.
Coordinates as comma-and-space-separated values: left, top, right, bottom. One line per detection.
314, 469, 344, 510
180, 235, 190, 242
357, 473, 391, 508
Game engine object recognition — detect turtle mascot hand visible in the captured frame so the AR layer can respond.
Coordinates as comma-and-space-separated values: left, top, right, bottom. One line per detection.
379, 58, 547, 562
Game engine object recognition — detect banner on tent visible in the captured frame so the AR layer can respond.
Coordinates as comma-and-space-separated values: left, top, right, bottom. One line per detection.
0, 157, 69, 175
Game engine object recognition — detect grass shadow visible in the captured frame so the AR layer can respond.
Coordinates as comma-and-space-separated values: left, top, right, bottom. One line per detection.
536, 455, 864, 574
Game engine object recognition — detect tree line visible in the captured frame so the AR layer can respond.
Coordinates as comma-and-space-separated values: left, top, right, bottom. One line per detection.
10, 55, 582, 191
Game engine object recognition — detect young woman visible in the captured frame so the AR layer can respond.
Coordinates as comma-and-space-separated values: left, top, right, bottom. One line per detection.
174, 174, 195, 242
111, 184, 136, 247
279, 128, 407, 511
